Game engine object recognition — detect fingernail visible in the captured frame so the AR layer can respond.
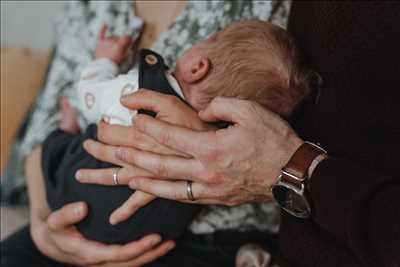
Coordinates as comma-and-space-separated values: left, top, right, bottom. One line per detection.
150, 237, 161, 246
75, 170, 82, 181
120, 94, 128, 103
167, 242, 176, 250
74, 203, 83, 216
109, 217, 117, 225
101, 115, 110, 124
82, 140, 90, 150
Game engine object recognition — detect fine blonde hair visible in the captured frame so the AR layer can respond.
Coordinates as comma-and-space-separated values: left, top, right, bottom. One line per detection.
199, 20, 309, 117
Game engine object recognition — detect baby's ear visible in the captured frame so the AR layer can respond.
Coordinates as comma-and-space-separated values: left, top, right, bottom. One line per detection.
186, 57, 210, 84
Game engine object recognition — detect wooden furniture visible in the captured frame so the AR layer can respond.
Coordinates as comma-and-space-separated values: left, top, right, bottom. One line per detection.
0, 47, 50, 171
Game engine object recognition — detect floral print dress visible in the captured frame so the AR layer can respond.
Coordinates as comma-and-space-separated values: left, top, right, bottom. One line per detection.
2, 0, 291, 234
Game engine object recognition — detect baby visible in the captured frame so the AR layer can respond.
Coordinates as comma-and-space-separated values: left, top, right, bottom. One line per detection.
42, 20, 309, 244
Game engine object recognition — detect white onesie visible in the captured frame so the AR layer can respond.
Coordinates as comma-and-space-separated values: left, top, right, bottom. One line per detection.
77, 58, 184, 126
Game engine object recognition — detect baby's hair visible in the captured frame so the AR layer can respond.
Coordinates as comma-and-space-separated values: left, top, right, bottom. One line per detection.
200, 20, 309, 117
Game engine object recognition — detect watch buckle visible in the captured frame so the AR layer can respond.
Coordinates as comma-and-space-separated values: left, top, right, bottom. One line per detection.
282, 169, 304, 182
277, 173, 305, 195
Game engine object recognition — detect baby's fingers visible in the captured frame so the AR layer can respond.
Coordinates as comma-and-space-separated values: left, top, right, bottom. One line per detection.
76, 165, 151, 186
118, 36, 133, 50
98, 24, 108, 40
110, 191, 156, 225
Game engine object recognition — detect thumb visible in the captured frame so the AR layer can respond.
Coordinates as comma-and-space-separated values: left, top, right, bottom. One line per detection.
47, 202, 88, 230
199, 97, 247, 124
120, 89, 165, 114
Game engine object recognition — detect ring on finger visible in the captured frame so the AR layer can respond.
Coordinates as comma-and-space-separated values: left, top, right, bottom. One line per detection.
112, 168, 121, 185
186, 181, 195, 201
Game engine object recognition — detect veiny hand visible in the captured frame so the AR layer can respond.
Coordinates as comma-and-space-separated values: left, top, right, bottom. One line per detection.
114, 96, 303, 206
30, 201, 175, 266
77, 90, 213, 223
95, 24, 133, 64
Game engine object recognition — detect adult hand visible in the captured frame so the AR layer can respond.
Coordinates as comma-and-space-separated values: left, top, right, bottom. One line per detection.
95, 89, 212, 155
77, 159, 157, 225
30, 201, 175, 266
114, 96, 303, 206
77, 89, 213, 223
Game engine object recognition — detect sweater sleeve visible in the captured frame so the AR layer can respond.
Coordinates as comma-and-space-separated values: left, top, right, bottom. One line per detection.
308, 157, 400, 266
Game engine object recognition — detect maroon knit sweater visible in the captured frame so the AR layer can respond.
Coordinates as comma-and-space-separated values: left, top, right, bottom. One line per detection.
278, 2, 400, 267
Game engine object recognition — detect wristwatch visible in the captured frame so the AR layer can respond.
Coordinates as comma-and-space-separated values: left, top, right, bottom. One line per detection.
271, 142, 327, 218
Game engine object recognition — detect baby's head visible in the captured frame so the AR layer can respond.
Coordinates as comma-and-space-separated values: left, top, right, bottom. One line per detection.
174, 20, 309, 117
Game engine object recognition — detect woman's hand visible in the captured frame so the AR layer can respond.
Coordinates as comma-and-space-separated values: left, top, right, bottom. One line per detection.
77, 89, 213, 223
30, 202, 174, 267
77, 162, 158, 225
86, 93, 303, 206
27, 147, 174, 266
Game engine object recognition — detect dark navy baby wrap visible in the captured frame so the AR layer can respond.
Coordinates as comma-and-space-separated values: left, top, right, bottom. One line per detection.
42, 49, 201, 244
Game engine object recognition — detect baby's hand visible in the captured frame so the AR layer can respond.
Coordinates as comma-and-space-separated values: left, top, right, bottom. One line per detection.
59, 96, 80, 134
95, 24, 133, 64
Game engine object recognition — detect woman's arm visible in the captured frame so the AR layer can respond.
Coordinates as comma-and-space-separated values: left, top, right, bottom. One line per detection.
26, 146, 50, 224
25, 146, 175, 266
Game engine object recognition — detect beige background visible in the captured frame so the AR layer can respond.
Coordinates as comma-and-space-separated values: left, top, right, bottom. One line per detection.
1, 1, 63, 240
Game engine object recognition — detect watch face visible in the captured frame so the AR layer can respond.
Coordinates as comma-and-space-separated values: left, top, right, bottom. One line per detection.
272, 184, 311, 218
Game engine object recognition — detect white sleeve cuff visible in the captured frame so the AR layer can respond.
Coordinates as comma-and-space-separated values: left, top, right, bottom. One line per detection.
80, 58, 119, 80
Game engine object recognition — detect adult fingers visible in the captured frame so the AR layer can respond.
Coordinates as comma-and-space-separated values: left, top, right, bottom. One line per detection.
60, 233, 163, 265
83, 139, 125, 166
116, 146, 204, 181
198, 97, 250, 124
109, 191, 156, 225
98, 24, 108, 40
47, 202, 88, 230
129, 177, 207, 202
90, 240, 175, 267
97, 121, 189, 158
129, 178, 231, 205
134, 114, 216, 159
75, 165, 151, 185
127, 240, 176, 267
102, 234, 163, 262
120, 89, 171, 114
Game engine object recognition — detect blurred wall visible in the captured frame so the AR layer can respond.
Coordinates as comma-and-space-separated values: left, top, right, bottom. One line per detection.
1, 0, 64, 51
1, 1, 63, 171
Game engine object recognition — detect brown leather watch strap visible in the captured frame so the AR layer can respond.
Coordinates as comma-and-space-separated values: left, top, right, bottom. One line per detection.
282, 142, 327, 188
